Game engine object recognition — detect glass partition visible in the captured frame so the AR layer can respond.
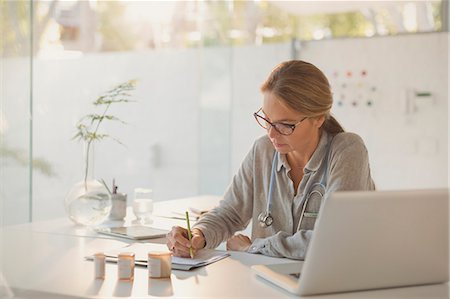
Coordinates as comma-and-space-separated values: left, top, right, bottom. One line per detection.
1, 0, 33, 225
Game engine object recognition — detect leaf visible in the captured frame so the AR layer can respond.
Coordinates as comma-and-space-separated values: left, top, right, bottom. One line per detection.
71, 131, 82, 141
109, 136, 127, 147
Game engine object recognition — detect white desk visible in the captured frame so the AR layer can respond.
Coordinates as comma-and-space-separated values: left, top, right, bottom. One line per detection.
1, 196, 448, 298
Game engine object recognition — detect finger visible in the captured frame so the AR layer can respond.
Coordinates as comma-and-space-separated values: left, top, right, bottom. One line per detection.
169, 238, 191, 255
166, 230, 176, 249
166, 239, 174, 251
191, 234, 205, 250
166, 226, 182, 241
165, 232, 178, 249
166, 227, 191, 254
169, 238, 191, 254
167, 227, 190, 248
235, 234, 251, 242
172, 245, 191, 257
173, 228, 191, 247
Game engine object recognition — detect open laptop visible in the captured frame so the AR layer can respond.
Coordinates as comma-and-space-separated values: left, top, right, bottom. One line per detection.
252, 189, 449, 296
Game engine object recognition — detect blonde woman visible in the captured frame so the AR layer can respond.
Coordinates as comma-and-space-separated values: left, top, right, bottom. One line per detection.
167, 60, 375, 260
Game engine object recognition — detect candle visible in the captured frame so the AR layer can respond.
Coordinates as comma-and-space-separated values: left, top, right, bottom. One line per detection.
118, 252, 135, 281
94, 252, 105, 279
148, 251, 172, 278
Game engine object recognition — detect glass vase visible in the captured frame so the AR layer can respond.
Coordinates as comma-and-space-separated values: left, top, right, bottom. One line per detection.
64, 142, 111, 226
64, 179, 112, 226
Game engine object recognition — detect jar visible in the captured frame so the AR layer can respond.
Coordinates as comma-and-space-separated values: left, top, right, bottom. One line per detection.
109, 192, 127, 220
118, 252, 135, 281
94, 252, 105, 279
148, 251, 172, 278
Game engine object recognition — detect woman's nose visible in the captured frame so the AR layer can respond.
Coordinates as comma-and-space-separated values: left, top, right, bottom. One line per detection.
267, 125, 279, 138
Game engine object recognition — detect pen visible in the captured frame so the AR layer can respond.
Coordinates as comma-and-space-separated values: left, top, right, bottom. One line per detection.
185, 211, 194, 259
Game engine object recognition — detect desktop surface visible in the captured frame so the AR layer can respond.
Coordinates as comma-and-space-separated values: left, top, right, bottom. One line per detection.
1, 196, 448, 298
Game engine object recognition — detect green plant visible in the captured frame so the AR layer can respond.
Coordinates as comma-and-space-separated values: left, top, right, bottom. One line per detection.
72, 79, 137, 190
0, 143, 56, 176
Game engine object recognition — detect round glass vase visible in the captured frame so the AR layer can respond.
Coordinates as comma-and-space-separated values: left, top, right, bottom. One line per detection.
64, 179, 112, 226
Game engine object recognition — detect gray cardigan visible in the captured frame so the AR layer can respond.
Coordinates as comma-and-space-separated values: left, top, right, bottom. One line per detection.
193, 131, 375, 260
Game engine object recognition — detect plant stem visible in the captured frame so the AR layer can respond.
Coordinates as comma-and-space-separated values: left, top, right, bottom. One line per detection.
83, 103, 112, 191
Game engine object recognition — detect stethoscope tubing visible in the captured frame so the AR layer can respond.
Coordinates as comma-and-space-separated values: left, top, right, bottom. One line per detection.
261, 138, 332, 230
266, 151, 278, 214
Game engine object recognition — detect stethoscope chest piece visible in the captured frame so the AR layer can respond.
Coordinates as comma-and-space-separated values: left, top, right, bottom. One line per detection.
258, 211, 274, 228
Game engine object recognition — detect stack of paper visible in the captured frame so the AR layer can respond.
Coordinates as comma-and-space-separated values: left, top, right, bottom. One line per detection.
87, 243, 229, 271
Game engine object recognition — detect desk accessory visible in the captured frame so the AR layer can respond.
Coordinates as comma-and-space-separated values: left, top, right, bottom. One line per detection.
185, 211, 194, 258
118, 252, 135, 281
109, 179, 127, 220
86, 243, 229, 271
94, 252, 105, 279
148, 252, 172, 278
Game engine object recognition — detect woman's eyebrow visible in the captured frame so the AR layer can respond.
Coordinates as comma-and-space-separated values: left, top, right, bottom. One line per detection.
261, 109, 299, 123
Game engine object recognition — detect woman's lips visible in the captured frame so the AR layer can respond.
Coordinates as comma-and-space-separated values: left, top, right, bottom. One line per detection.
273, 142, 286, 148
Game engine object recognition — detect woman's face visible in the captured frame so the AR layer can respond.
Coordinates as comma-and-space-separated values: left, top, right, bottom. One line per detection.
262, 91, 323, 155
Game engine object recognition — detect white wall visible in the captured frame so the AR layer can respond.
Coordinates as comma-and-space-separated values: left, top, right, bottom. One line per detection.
230, 43, 292, 173
297, 32, 448, 189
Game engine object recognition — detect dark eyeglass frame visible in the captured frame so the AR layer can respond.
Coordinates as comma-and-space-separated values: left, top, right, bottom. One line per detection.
253, 108, 308, 136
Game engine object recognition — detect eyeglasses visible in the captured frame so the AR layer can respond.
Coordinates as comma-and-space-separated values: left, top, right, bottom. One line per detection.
253, 108, 308, 136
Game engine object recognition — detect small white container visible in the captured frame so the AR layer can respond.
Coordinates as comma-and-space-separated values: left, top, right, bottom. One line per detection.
148, 251, 172, 278
118, 252, 135, 281
109, 193, 127, 220
94, 252, 105, 279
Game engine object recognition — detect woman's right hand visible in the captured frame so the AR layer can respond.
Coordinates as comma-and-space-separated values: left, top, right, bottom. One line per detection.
166, 226, 206, 258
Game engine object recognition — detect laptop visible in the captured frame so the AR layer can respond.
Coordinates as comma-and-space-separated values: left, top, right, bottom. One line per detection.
252, 189, 449, 296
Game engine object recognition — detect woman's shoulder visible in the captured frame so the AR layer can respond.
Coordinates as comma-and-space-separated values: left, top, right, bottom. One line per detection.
330, 132, 368, 152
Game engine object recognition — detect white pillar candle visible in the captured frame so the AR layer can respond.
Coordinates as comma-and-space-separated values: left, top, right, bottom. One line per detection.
94, 252, 105, 279
118, 252, 135, 281
148, 251, 172, 278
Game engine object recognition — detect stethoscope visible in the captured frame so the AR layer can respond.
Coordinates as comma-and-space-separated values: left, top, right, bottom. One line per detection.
258, 143, 330, 230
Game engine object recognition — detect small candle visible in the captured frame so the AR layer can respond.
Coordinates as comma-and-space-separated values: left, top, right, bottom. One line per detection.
148, 251, 172, 278
94, 252, 105, 279
118, 252, 135, 281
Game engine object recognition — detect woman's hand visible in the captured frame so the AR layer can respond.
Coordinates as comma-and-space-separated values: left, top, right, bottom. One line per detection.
226, 234, 252, 252
166, 226, 206, 258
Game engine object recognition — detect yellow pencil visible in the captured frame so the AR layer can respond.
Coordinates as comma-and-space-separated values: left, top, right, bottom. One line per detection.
185, 211, 194, 259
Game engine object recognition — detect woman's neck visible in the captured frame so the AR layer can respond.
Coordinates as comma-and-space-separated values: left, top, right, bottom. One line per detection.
287, 130, 322, 169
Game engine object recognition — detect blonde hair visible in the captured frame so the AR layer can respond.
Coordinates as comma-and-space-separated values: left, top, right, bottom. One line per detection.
261, 60, 344, 135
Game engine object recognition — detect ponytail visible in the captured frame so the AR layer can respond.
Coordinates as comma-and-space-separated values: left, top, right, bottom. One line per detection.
321, 115, 344, 135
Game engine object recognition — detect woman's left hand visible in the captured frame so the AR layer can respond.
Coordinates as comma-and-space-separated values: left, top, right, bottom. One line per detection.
226, 234, 252, 251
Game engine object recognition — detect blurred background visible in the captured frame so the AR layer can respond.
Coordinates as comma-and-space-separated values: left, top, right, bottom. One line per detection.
1, 0, 448, 225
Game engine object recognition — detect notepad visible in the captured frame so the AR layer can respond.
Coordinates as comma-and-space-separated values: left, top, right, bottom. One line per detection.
87, 243, 229, 271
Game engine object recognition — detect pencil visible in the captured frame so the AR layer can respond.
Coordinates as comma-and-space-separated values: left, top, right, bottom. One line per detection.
185, 211, 194, 259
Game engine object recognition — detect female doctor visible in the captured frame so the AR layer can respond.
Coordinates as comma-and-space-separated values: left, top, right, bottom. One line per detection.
166, 60, 375, 260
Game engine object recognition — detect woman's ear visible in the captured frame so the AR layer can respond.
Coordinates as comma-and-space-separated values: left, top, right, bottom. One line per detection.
313, 115, 326, 129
